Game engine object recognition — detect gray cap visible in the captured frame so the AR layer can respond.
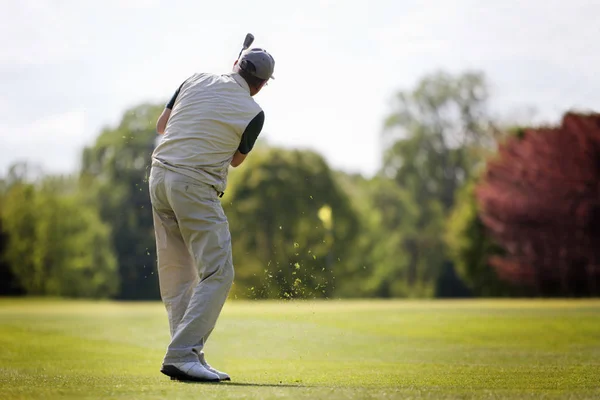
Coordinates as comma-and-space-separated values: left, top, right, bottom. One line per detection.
239, 48, 275, 80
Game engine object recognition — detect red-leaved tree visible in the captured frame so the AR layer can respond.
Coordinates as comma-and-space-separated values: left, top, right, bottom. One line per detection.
476, 112, 600, 296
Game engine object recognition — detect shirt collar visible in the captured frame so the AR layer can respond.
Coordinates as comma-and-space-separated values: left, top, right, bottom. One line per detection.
229, 72, 251, 94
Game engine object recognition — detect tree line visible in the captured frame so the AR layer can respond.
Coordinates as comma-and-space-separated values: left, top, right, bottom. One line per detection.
1, 70, 598, 299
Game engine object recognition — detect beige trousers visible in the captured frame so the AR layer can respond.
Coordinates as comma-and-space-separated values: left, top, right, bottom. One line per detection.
149, 164, 234, 364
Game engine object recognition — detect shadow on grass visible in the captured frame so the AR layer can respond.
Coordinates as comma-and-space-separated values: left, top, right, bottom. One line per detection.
176, 381, 308, 388
223, 382, 308, 388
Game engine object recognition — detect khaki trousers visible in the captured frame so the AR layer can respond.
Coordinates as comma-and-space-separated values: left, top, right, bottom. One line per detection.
149, 164, 234, 364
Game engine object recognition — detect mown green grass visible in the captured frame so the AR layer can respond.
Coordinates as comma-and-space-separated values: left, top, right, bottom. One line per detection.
0, 298, 599, 399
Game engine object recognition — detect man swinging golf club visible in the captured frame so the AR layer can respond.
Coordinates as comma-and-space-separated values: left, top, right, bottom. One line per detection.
148, 34, 275, 382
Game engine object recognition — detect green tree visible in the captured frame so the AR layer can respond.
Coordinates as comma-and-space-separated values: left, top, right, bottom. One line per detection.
383, 70, 493, 211
223, 147, 360, 299
1, 182, 40, 293
80, 104, 162, 299
381, 71, 495, 295
1, 175, 118, 298
335, 173, 432, 297
0, 178, 24, 295
445, 180, 513, 296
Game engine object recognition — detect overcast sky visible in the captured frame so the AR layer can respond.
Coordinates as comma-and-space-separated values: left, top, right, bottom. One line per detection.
1, 0, 599, 177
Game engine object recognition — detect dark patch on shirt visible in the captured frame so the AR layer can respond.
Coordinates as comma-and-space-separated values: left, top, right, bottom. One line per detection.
238, 111, 265, 154
166, 79, 188, 110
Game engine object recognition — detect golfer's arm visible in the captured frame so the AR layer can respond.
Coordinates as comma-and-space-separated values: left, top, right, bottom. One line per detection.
157, 79, 187, 134
231, 151, 247, 167
156, 108, 171, 134
231, 111, 265, 168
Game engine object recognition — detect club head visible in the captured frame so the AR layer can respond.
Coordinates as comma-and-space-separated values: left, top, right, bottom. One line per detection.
238, 33, 255, 58
243, 33, 255, 50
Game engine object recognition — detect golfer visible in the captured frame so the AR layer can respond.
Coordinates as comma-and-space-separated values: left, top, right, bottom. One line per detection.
148, 47, 275, 382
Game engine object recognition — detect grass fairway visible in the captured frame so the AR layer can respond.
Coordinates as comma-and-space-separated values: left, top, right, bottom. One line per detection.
0, 299, 599, 399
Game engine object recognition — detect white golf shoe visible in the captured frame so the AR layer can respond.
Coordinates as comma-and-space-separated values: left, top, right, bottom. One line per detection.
160, 361, 220, 382
198, 352, 231, 381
